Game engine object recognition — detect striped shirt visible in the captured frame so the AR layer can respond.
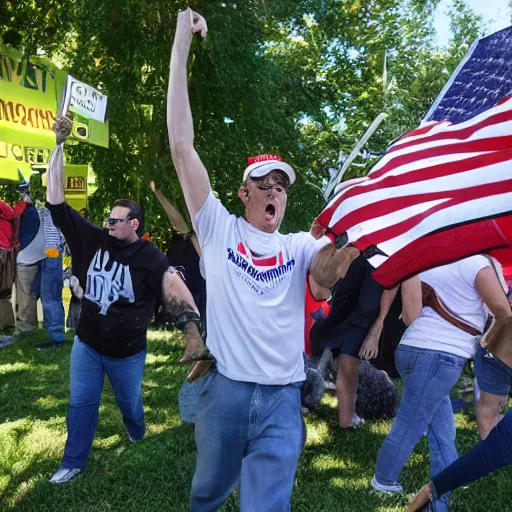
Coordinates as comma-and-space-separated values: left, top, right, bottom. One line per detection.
41, 207, 65, 250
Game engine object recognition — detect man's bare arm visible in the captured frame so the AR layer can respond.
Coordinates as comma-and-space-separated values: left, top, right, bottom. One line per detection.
476, 266, 512, 347
401, 275, 422, 326
476, 267, 511, 322
47, 116, 72, 205
308, 276, 331, 301
149, 181, 202, 257
162, 268, 204, 362
359, 286, 398, 360
150, 181, 190, 234
168, 9, 211, 224
309, 244, 360, 289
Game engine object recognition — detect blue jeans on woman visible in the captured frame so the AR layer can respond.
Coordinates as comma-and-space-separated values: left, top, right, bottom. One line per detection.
190, 371, 305, 512
375, 345, 466, 512
61, 337, 146, 469
431, 409, 512, 502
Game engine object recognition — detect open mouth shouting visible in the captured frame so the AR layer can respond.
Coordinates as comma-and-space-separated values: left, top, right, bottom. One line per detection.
265, 203, 276, 222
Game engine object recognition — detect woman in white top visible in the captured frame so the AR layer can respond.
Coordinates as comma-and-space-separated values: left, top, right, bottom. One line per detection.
371, 255, 511, 512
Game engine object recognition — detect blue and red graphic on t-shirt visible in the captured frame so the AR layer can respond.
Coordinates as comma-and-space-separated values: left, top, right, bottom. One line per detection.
226, 241, 295, 295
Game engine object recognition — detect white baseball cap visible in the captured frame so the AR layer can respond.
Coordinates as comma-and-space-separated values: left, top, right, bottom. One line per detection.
243, 154, 296, 185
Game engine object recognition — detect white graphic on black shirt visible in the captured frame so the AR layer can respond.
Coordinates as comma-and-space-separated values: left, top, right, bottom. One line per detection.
85, 249, 135, 315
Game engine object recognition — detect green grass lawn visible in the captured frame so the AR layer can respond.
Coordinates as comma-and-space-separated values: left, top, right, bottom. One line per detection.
1, 329, 511, 512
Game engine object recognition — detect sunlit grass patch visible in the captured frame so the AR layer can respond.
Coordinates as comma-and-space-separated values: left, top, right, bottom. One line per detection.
311, 454, 360, 472
9, 478, 37, 509
304, 421, 331, 446
0, 362, 34, 374
321, 393, 338, 408
330, 475, 368, 489
1, 328, 511, 512
145, 353, 171, 365
94, 434, 122, 449
34, 395, 67, 410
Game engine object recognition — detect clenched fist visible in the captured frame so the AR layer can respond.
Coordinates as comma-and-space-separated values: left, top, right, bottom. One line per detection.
52, 115, 72, 145
175, 8, 207, 44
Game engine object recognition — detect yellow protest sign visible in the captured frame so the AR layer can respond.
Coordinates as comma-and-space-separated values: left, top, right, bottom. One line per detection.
0, 44, 109, 151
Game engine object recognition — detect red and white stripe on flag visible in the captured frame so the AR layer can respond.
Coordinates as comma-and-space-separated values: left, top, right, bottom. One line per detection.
316, 95, 512, 287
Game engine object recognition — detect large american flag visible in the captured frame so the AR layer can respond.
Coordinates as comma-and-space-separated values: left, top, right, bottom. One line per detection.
316, 27, 512, 287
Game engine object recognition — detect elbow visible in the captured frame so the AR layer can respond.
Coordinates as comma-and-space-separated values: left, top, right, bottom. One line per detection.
310, 272, 335, 290
402, 314, 414, 327
494, 309, 512, 322
402, 302, 421, 326
314, 288, 331, 302
308, 277, 331, 301
170, 139, 193, 165
402, 309, 420, 327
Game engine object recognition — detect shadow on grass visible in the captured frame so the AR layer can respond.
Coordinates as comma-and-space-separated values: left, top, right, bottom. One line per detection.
294, 399, 512, 511
0, 329, 205, 512
0, 330, 187, 425
295, 400, 407, 511
0, 331, 74, 424
1, 423, 199, 512
2, 330, 512, 512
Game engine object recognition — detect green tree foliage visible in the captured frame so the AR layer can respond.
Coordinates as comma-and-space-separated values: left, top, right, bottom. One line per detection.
1, 0, 485, 248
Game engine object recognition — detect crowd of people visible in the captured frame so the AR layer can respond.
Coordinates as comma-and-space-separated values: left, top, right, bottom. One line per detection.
2, 7, 512, 512
0, 183, 68, 349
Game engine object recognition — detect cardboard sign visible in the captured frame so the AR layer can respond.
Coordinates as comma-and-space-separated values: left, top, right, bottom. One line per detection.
0, 45, 109, 148
62, 75, 107, 123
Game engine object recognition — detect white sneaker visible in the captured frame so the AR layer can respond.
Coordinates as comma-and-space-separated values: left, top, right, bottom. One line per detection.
371, 475, 403, 493
49, 467, 82, 484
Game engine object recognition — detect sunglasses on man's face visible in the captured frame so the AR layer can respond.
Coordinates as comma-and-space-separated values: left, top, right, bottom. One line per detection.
104, 217, 132, 226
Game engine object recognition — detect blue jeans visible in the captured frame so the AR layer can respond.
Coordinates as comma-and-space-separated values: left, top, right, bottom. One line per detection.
375, 345, 465, 512
190, 371, 305, 512
432, 409, 512, 502
61, 337, 146, 469
41, 256, 65, 343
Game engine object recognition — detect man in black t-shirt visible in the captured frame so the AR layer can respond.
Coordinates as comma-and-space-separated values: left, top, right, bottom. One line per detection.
46, 116, 204, 484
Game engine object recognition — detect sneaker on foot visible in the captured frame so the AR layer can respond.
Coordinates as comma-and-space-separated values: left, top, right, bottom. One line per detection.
49, 467, 82, 484
0, 334, 18, 348
352, 415, 365, 428
341, 415, 365, 429
127, 431, 145, 443
36, 341, 65, 350
371, 475, 403, 493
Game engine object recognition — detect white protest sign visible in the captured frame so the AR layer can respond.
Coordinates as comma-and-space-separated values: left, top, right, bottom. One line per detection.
61, 75, 108, 123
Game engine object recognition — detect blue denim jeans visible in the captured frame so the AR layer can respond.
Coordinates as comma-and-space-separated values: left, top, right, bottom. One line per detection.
41, 256, 65, 343
190, 371, 305, 512
375, 345, 465, 512
474, 345, 512, 395
432, 409, 512, 503
61, 337, 146, 469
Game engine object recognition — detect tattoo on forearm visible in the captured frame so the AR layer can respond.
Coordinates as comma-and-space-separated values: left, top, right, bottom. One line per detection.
183, 321, 202, 340
162, 266, 203, 336
163, 296, 203, 334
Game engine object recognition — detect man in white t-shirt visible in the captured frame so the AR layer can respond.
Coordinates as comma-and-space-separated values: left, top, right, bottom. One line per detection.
168, 9, 359, 511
